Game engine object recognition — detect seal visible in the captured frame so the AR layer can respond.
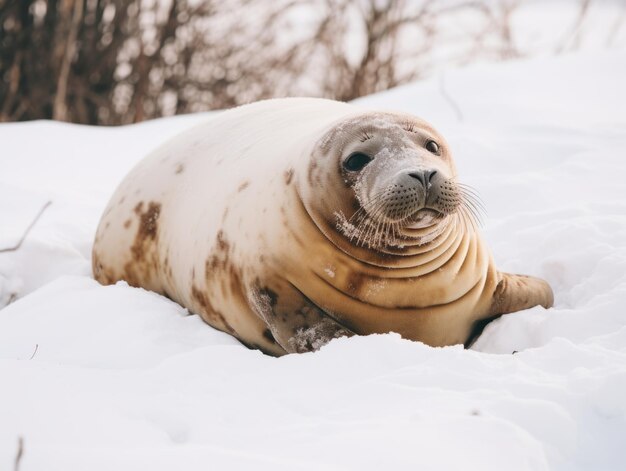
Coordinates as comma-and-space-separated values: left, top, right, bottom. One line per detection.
92, 97, 554, 355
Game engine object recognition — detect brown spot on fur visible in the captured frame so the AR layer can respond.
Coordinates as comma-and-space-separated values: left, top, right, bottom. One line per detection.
205, 231, 231, 273
92, 253, 103, 279
284, 168, 294, 185
346, 272, 365, 294
175, 163, 184, 174
92, 252, 117, 285
295, 304, 313, 317
123, 201, 162, 286
191, 285, 209, 310
216, 230, 230, 253
123, 219, 131, 229
206, 255, 219, 272
118, 196, 126, 206
135, 202, 160, 243
263, 328, 277, 344
191, 284, 236, 334
237, 181, 250, 192
203, 231, 245, 321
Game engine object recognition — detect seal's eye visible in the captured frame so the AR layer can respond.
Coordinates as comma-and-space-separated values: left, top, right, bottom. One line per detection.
344, 152, 372, 172
425, 140, 440, 154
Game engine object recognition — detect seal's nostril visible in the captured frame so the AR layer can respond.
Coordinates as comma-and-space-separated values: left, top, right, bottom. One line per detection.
408, 170, 437, 186
408, 172, 426, 186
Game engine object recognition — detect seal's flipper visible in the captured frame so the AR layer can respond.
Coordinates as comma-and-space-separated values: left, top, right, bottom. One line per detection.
464, 273, 553, 348
489, 272, 554, 317
252, 282, 354, 354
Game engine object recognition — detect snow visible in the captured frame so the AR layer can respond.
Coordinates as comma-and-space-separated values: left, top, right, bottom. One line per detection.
2, 50, 626, 470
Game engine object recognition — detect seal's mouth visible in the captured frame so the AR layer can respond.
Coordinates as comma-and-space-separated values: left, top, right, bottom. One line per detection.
402, 207, 447, 229
413, 207, 445, 218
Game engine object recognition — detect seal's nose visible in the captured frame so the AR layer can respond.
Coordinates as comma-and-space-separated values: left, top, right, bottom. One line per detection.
408, 170, 437, 187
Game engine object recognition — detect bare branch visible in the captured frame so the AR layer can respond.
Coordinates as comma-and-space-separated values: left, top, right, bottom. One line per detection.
0, 201, 52, 253
29, 344, 39, 360
14, 436, 23, 471
555, 0, 592, 54
439, 73, 464, 122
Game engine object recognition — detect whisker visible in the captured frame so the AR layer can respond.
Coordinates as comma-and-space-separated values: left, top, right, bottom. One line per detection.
460, 192, 486, 214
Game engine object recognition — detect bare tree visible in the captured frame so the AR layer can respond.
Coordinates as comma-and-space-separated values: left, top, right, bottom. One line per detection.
0, 0, 621, 125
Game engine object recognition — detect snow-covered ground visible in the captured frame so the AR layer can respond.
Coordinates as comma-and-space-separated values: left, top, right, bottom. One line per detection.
1, 51, 626, 470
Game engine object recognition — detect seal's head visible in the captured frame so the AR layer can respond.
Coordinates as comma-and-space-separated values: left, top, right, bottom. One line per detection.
304, 111, 481, 250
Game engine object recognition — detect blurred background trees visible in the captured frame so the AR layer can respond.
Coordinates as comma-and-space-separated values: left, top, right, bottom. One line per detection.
0, 0, 623, 125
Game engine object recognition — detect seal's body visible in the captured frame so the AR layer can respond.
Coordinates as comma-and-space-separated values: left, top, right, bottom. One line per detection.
93, 98, 553, 355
